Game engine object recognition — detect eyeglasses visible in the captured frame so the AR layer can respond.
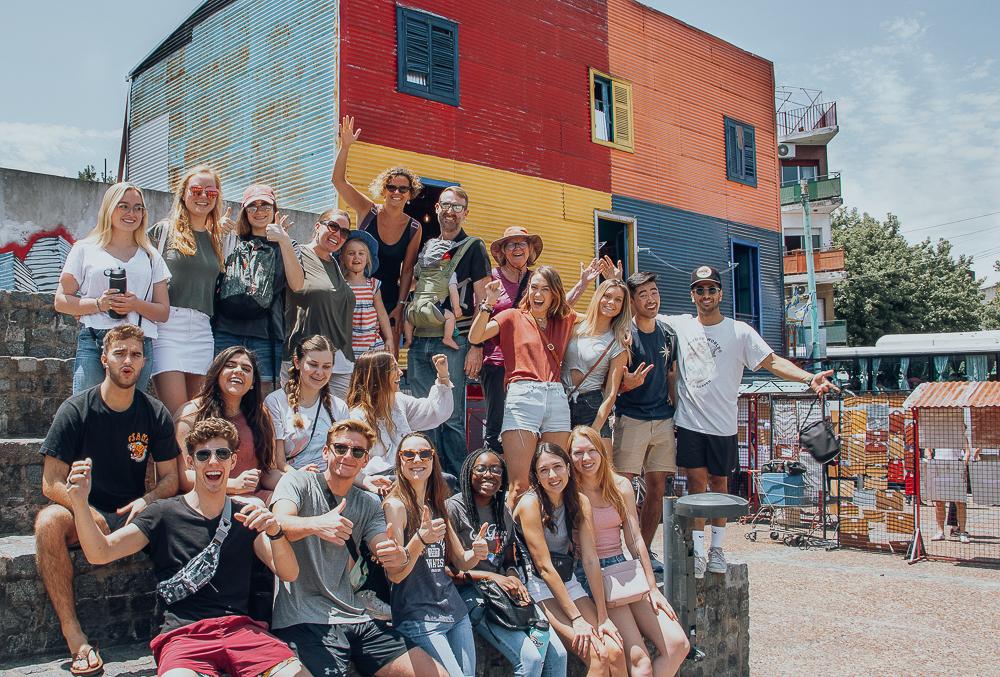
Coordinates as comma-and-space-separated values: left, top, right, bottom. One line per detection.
192, 447, 234, 462
115, 203, 146, 215
331, 443, 368, 459
384, 185, 412, 194
320, 220, 349, 233
438, 202, 467, 213
693, 286, 720, 296
504, 241, 529, 251
246, 203, 274, 214
188, 186, 220, 199
400, 449, 434, 462
473, 464, 503, 476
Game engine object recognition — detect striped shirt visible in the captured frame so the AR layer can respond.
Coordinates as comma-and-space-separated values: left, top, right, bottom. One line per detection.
350, 277, 385, 357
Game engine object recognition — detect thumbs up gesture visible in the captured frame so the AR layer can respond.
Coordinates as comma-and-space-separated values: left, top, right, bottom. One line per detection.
471, 522, 491, 561
373, 522, 407, 569
315, 497, 353, 545
417, 505, 447, 544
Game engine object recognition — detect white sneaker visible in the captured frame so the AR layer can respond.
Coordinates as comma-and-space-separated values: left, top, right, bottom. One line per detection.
357, 590, 392, 621
694, 553, 707, 579
958, 532, 970, 544
931, 531, 946, 541
707, 547, 727, 574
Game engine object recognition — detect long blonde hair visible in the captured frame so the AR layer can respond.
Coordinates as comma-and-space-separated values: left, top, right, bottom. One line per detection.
576, 278, 632, 357
568, 425, 628, 524
163, 165, 224, 268
88, 182, 154, 255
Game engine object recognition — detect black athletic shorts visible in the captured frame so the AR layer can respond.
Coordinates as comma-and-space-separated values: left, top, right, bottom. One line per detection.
676, 427, 739, 477
275, 620, 410, 677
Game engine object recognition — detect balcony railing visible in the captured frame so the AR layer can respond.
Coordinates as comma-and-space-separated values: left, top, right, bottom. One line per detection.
783, 247, 845, 275
786, 320, 848, 356
777, 101, 837, 138
780, 173, 842, 206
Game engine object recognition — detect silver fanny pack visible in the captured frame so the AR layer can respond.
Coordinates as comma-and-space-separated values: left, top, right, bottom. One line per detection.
157, 499, 233, 605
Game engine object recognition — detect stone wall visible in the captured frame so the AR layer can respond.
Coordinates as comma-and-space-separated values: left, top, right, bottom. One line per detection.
0, 292, 78, 358
0, 356, 74, 438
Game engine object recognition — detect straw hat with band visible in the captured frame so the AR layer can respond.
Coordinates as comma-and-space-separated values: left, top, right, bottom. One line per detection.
490, 226, 543, 267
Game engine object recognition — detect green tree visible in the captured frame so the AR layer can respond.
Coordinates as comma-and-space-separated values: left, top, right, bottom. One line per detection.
77, 164, 98, 181
832, 209, 983, 345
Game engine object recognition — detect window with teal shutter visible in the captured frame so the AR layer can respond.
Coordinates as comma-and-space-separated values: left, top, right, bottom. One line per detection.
397, 7, 459, 106
724, 117, 757, 187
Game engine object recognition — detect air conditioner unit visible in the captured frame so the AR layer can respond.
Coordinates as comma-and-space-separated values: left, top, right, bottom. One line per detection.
777, 142, 796, 159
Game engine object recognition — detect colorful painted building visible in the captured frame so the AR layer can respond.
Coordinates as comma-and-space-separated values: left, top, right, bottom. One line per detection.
124, 0, 784, 348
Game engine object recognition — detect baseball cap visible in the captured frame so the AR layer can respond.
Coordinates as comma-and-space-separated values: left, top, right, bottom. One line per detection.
241, 184, 276, 207
690, 265, 722, 288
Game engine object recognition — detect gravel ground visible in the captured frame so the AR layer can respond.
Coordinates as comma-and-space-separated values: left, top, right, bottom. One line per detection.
6, 524, 997, 677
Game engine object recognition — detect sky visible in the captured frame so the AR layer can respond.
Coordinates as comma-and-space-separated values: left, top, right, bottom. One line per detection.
2, 1, 998, 282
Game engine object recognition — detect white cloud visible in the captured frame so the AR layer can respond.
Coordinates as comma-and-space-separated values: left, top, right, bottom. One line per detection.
0, 122, 119, 178
881, 16, 927, 41
967, 58, 995, 81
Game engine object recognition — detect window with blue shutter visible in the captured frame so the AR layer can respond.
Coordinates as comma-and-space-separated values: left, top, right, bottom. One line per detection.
397, 7, 459, 106
724, 117, 757, 187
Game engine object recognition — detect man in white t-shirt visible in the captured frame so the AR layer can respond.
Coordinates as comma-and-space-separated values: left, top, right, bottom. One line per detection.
666, 265, 836, 578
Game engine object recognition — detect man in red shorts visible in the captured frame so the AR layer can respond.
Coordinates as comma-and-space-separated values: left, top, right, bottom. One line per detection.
66, 417, 307, 677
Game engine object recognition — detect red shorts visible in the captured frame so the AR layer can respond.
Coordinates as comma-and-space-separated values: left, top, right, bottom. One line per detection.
150, 615, 295, 676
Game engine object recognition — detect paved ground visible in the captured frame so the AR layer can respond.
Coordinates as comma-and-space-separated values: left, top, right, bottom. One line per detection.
5, 524, 997, 677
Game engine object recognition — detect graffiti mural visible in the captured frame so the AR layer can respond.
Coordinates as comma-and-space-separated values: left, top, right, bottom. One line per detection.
0, 227, 75, 293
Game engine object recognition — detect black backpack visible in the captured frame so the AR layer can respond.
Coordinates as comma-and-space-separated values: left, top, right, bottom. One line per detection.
216, 238, 276, 319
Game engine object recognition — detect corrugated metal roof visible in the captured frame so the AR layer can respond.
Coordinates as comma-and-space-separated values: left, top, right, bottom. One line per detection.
903, 381, 1000, 409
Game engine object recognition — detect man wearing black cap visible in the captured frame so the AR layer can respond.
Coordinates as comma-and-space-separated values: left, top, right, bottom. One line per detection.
669, 265, 835, 578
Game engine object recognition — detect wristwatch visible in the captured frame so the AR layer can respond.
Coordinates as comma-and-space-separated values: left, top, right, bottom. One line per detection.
266, 526, 286, 540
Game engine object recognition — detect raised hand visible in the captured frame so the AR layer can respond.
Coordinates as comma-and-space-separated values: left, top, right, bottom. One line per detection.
233, 468, 261, 494
432, 353, 450, 381
621, 362, 654, 392
314, 497, 353, 545
471, 522, 490, 561
339, 115, 361, 149
66, 458, 93, 504
579, 257, 601, 284
598, 255, 624, 281
374, 522, 407, 568
218, 206, 237, 236
417, 505, 447, 544
483, 279, 502, 305
234, 502, 281, 536
266, 213, 292, 243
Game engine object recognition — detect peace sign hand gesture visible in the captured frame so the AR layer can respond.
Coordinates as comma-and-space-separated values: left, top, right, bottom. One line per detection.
265, 213, 292, 243
621, 362, 654, 392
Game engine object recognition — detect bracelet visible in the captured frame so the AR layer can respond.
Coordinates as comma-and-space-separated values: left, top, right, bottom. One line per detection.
266, 526, 285, 541
417, 531, 432, 546
803, 374, 813, 385
570, 613, 583, 623
479, 302, 495, 314
96, 297, 104, 312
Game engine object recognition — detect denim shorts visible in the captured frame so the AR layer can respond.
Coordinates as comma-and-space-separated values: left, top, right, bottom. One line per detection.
73, 327, 154, 394
574, 553, 626, 596
502, 380, 571, 435
569, 389, 612, 438
214, 330, 284, 383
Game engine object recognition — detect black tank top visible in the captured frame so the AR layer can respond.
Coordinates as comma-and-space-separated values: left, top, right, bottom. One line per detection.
360, 206, 419, 316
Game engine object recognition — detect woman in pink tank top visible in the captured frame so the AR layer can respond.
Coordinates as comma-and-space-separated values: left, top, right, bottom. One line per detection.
569, 425, 688, 676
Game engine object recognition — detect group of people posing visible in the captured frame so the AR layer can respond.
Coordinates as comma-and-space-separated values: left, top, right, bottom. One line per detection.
39, 116, 835, 677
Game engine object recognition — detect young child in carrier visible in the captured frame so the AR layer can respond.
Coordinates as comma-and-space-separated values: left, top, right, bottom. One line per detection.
342, 231, 393, 358
403, 237, 462, 350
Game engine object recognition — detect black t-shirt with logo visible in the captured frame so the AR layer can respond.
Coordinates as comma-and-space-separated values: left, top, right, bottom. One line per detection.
40, 386, 179, 513
616, 319, 677, 421
132, 495, 257, 632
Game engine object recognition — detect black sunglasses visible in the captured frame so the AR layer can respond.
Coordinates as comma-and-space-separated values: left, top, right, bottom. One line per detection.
400, 449, 434, 462
693, 286, 720, 296
193, 447, 234, 462
384, 184, 412, 194
331, 443, 367, 458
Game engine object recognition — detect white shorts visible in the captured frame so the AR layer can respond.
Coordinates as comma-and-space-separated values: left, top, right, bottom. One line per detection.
526, 572, 588, 603
151, 306, 214, 376
502, 380, 571, 435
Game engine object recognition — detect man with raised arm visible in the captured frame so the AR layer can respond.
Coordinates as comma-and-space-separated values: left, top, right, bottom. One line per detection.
66, 417, 307, 677
34, 324, 179, 676
269, 418, 449, 677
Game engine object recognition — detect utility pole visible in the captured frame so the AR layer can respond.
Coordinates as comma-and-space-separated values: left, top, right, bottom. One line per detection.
800, 178, 820, 362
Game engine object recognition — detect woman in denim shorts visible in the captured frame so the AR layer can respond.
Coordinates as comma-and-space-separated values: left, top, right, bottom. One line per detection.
562, 279, 632, 453
469, 266, 576, 503
54, 182, 170, 394
568, 425, 689, 676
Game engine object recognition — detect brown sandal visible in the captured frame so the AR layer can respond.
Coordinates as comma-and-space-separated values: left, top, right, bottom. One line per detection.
69, 646, 104, 677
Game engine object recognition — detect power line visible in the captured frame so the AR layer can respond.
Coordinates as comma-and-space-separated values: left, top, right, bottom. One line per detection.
902, 211, 1000, 233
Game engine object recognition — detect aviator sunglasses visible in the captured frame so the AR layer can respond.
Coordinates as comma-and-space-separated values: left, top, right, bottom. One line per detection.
193, 447, 234, 462
331, 443, 367, 458
188, 185, 220, 199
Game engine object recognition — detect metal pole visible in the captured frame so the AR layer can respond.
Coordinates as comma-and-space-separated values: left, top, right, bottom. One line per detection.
800, 179, 820, 363
662, 496, 674, 600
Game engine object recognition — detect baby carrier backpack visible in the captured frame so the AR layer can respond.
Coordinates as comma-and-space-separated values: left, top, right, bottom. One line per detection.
406, 236, 481, 334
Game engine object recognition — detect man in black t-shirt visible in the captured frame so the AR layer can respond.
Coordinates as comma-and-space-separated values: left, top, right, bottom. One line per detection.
34, 324, 179, 676
67, 417, 307, 677
406, 186, 491, 477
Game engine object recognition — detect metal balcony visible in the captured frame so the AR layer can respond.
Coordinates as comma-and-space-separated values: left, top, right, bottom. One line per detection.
780, 173, 842, 206
777, 101, 838, 139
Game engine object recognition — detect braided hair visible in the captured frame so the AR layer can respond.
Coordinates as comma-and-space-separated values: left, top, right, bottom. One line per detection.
285, 335, 335, 429
458, 449, 509, 538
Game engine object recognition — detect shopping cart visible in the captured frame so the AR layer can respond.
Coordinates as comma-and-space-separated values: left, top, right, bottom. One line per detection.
744, 463, 835, 547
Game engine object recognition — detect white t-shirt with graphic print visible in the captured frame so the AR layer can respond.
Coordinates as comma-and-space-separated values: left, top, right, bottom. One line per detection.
664, 314, 772, 436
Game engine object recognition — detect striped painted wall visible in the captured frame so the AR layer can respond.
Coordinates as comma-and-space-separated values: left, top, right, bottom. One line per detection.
127, 0, 340, 212
612, 194, 784, 351
606, 0, 780, 233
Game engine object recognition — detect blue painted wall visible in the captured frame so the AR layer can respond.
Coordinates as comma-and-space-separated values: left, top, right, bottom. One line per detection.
612, 194, 785, 353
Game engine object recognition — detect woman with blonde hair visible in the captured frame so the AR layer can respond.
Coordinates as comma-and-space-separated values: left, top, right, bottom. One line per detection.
346, 350, 453, 495
55, 182, 170, 393
563, 279, 633, 452
568, 426, 688, 676
333, 115, 422, 344
148, 165, 229, 414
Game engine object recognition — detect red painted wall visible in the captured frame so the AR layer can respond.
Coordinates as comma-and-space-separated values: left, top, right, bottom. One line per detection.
340, 0, 612, 192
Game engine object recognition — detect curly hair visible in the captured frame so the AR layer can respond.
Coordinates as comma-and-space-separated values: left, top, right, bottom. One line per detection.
529, 442, 583, 534
184, 417, 240, 454
285, 335, 335, 430
194, 346, 276, 471
368, 167, 423, 201
102, 324, 145, 353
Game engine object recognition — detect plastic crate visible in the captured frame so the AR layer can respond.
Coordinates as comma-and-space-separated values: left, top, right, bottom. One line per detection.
760, 472, 805, 506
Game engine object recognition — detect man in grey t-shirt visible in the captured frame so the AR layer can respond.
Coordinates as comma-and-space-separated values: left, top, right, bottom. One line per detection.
270, 419, 448, 677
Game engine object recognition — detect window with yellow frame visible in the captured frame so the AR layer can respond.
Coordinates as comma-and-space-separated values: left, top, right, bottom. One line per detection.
589, 68, 634, 152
